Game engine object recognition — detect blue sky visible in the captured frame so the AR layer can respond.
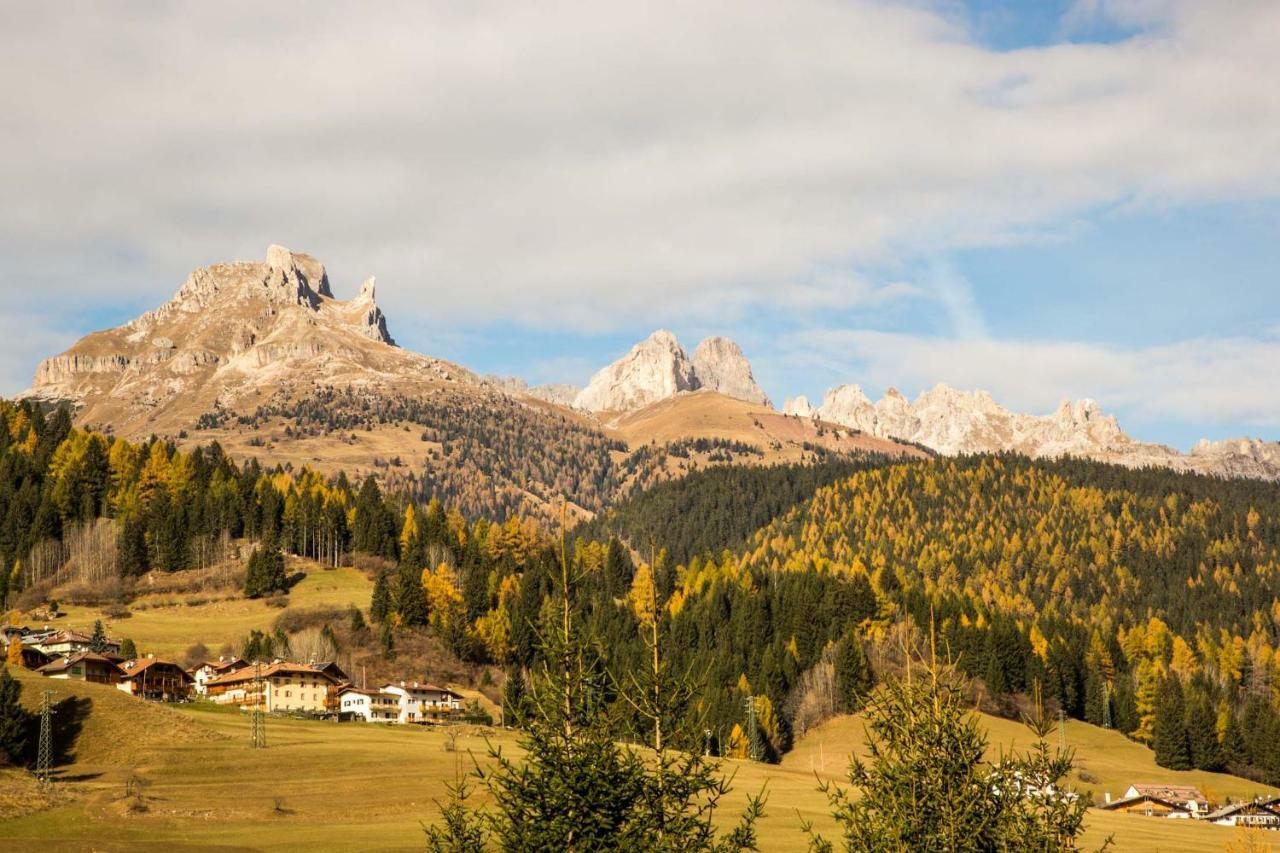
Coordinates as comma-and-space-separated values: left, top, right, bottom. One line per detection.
1, 0, 1277, 451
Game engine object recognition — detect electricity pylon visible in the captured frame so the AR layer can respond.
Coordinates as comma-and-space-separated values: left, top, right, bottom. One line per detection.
37, 689, 54, 788
250, 661, 266, 749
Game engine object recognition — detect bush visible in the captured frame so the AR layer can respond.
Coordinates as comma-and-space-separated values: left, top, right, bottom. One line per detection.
264, 594, 289, 609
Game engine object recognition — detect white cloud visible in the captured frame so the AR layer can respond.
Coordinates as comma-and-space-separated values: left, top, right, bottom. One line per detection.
776, 329, 1280, 437
0, 1, 1278, 411
1, 1, 1277, 324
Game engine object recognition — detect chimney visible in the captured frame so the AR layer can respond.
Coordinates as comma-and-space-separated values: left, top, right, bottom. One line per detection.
1104, 793, 1111, 804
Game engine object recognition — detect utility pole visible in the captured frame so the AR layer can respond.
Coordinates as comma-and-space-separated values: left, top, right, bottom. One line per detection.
250, 660, 266, 749
37, 689, 54, 788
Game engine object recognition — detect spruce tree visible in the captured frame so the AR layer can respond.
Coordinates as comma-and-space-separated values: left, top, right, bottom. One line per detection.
805, 645, 1098, 853
833, 633, 873, 713
1152, 675, 1192, 771
119, 638, 138, 661
395, 564, 428, 627
501, 666, 527, 729
89, 619, 108, 653
370, 573, 390, 623
1185, 692, 1223, 771
0, 666, 29, 766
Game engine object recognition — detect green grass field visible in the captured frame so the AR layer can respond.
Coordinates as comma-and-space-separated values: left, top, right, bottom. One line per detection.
3, 667, 1276, 852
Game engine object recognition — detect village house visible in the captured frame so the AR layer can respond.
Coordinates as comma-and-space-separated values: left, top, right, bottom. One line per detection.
1202, 800, 1280, 829
117, 656, 194, 702
1101, 784, 1210, 819
382, 681, 464, 724
189, 656, 249, 696
306, 660, 350, 685
36, 651, 122, 684
14, 644, 51, 670
338, 686, 402, 722
204, 661, 342, 715
28, 628, 121, 658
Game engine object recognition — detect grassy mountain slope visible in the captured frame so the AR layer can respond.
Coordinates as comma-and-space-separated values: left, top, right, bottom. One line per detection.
3, 668, 1272, 852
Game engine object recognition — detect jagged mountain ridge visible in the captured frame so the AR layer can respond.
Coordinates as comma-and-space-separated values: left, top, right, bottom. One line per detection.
24, 246, 912, 521
21, 244, 1278, 486
571, 330, 771, 412
784, 383, 1280, 481
27, 244, 470, 439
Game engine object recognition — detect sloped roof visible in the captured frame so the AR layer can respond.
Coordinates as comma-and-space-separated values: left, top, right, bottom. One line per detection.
1100, 794, 1189, 813
206, 661, 343, 687
36, 651, 121, 674
1129, 784, 1208, 805
119, 657, 194, 681
1204, 801, 1280, 821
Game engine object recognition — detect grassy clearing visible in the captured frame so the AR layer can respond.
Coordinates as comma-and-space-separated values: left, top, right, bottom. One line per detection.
49, 564, 373, 659
3, 665, 1276, 852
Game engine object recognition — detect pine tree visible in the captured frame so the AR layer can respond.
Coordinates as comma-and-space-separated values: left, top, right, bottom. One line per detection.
89, 619, 108, 653
0, 666, 29, 765
1185, 692, 1223, 771
379, 620, 395, 658
370, 573, 391, 623
395, 564, 428, 627
1152, 675, 1192, 771
502, 666, 527, 729
244, 540, 287, 599
832, 633, 873, 713
805, 650, 1097, 852
119, 638, 138, 661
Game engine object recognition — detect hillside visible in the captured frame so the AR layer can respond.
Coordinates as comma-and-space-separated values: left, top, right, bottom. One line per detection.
2, 670, 1271, 852
738, 453, 1280, 783
19, 247, 927, 522
578, 454, 909, 565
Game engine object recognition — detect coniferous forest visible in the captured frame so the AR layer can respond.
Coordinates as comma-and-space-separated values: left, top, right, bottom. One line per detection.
3, 397, 1279, 786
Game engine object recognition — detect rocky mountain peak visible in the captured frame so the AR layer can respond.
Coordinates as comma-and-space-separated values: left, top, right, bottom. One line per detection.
573, 330, 773, 413
26, 245, 422, 434
573, 329, 699, 412
783, 395, 816, 417
691, 337, 771, 407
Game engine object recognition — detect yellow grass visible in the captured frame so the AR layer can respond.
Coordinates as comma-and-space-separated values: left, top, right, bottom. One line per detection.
786, 712, 1276, 806
3, 665, 1275, 852
50, 563, 373, 659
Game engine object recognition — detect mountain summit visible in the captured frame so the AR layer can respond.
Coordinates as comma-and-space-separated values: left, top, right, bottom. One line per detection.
573, 331, 770, 412
27, 245, 460, 437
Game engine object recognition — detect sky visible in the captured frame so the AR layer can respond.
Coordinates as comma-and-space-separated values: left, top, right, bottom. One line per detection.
1, 0, 1277, 450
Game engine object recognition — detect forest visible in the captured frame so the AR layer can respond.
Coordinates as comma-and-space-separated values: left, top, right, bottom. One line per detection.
740, 453, 1280, 782
2, 397, 1279, 784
